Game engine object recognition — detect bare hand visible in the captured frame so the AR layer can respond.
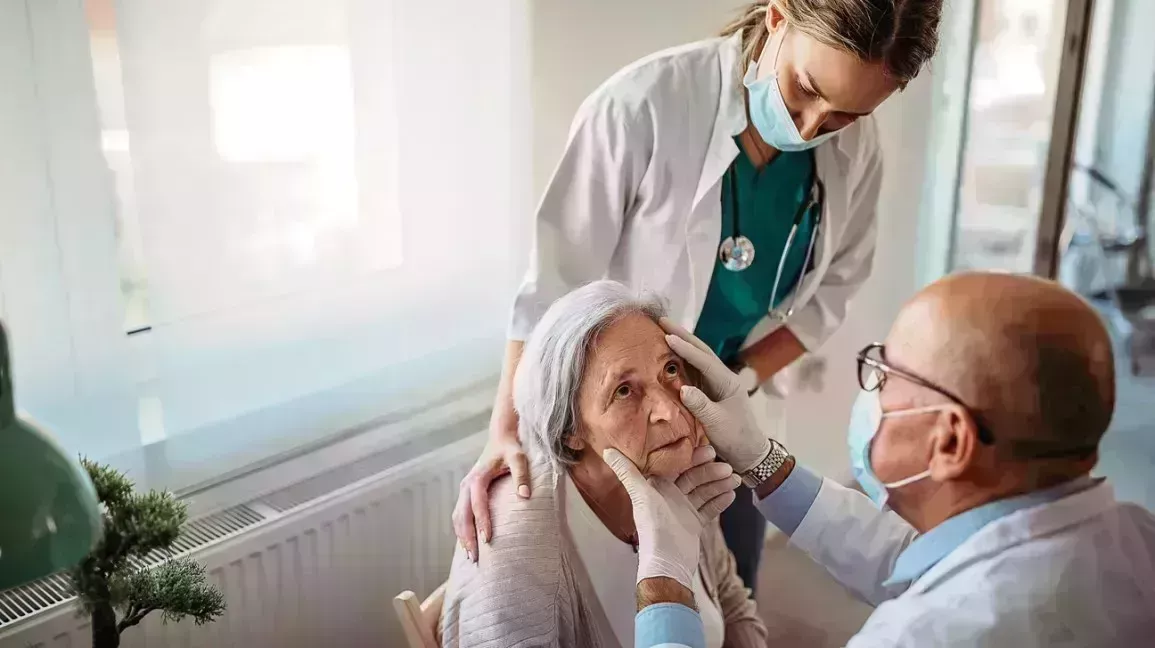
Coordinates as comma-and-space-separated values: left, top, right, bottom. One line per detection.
451, 427, 530, 562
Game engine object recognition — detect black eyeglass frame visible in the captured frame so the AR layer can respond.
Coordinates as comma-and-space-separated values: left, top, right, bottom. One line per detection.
856, 342, 995, 445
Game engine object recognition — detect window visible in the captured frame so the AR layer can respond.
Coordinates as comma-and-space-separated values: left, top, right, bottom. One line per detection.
4, 0, 531, 490
929, 0, 1155, 511
948, 0, 1069, 272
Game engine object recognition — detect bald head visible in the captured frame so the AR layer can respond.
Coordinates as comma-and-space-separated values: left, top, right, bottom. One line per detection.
886, 272, 1115, 458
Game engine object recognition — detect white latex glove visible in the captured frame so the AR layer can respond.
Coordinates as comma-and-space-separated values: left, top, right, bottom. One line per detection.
660, 318, 772, 474
677, 445, 741, 522
603, 449, 703, 589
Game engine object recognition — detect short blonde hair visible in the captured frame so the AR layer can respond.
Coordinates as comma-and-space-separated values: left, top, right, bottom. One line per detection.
720, 0, 943, 88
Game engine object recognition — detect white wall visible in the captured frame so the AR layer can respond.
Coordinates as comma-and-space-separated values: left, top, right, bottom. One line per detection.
530, 0, 941, 480
530, 0, 747, 198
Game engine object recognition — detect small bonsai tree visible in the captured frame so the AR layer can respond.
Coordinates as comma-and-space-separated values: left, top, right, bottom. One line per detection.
70, 459, 226, 648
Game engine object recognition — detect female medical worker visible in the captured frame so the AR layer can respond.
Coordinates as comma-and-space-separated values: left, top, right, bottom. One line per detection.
453, 0, 944, 588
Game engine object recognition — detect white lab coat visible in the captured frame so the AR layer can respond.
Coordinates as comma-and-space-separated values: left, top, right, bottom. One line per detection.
509, 33, 882, 365
790, 478, 1155, 646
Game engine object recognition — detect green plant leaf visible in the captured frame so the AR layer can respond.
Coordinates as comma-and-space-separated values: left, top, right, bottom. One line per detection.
68, 460, 226, 636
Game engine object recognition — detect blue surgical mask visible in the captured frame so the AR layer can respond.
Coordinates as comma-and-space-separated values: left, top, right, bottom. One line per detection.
848, 389, 946, 510
743, 27, 841, 153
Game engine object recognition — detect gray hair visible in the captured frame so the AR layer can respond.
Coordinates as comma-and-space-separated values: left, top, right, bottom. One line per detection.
514, 280, 667, 467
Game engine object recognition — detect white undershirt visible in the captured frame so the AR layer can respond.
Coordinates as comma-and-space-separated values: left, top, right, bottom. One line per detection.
563, 473, 724, 648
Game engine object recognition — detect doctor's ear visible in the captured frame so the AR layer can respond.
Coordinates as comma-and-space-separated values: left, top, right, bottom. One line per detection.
928, 405, 978, 480
764, 2, 787, 33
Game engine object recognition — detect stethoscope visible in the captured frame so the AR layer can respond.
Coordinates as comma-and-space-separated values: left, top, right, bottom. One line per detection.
717, 157, 825, 322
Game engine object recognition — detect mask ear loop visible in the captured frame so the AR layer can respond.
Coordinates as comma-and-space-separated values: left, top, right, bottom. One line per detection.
772, 23, 789, 70
751, 17, 789, 77
883, 469, 932, 489
881, 405, 951, 420
875, 405, 950, 488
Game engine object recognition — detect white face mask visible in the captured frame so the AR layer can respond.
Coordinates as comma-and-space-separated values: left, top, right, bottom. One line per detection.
742, 25, 841, 152
847, 389, 949, 510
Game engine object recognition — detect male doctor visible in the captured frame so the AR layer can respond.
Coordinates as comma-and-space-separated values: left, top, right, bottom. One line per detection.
614, 272, 1155, 647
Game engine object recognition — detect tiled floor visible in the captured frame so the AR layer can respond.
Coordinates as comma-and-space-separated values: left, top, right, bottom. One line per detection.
756, 530, 871, 647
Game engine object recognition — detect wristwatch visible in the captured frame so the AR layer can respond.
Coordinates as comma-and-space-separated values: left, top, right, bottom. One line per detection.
739, 439, 789, 489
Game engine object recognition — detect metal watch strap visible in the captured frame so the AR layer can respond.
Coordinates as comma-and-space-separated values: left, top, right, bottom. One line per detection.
740, 440, 789, 489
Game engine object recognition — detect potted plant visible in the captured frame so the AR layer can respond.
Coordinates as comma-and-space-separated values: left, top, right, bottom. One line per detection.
69, 459, 226, 647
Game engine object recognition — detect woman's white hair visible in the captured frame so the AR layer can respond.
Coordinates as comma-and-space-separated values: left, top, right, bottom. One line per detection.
514, 280, 667, 467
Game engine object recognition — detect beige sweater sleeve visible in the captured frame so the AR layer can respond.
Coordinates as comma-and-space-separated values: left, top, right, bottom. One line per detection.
703, 522, 768, 648
439, 470, 575, 648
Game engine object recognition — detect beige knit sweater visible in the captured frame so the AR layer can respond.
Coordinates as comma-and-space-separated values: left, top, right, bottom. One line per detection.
440, 457, 767, 647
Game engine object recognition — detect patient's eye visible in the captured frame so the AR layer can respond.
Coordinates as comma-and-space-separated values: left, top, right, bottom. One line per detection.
664, 361, 680, 378
614, 383, 632, 400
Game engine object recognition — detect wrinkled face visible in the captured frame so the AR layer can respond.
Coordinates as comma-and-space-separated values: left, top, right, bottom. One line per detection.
757, 7, 899, 139
572, 313, 706, 478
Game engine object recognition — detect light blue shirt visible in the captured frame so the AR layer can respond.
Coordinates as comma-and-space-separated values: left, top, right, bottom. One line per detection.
756, 464, 1097, 585
755, 461, 824, 535
635, 603, 705, 648
881, 475, 1097, 586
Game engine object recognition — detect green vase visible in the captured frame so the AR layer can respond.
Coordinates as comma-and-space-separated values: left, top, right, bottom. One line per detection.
0, 321, 102, 590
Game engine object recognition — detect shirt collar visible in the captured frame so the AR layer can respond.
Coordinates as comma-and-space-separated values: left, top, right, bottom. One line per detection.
884, 476, 1100, 587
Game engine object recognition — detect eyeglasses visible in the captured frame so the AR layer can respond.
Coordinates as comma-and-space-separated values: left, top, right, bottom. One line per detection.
856, 343, 995, 445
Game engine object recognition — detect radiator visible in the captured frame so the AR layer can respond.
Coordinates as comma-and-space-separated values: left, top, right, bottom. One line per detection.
0, 430, 485, 648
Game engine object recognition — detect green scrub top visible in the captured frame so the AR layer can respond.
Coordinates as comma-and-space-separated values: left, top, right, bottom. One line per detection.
693, 139, 816, 365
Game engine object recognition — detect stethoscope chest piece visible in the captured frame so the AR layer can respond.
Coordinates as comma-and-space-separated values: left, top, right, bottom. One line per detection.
719, 235, 755, 271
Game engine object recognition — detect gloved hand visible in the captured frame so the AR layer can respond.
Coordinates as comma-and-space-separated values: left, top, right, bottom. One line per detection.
603, 449, 705, 589
677, 445, 741, 522
660, 318, 772, 474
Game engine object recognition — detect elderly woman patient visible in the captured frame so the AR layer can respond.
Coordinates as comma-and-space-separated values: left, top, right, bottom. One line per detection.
440, 280, 766, 647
